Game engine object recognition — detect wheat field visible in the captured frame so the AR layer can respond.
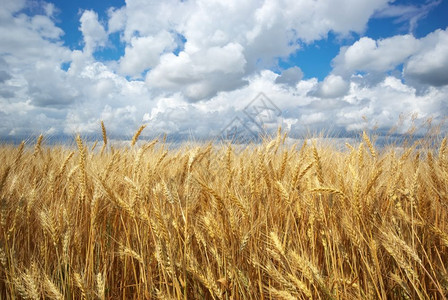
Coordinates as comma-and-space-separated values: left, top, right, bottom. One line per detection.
0, 125, 448, 299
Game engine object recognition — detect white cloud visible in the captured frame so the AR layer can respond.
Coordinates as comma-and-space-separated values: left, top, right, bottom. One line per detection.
120, 0, 392, 99
0, 2, 156, 138
121, 0, 191, 42
0, 0, 26, 16
142, 70, 448, 138
30, 15, 63, 39
310, 74, 350, 98
332, 35, 419, 75
0, 0, 447, 140
332, 27, 448, 88
0, 3, 72, 114
24, 61, 79, 107
119, 31, 176, 76
404, 28, 448, 86
43, 2, 56, 17
79, 10, 108, 54
305, 0, 390, 38
107, 6, 126, 34
146, 42, 247, 100
0, 14, 71, 66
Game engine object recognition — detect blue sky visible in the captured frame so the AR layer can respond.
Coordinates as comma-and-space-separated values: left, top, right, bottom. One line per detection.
0, 0, 447, 140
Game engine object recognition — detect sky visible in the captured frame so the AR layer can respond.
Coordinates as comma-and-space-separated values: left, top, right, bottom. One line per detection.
0, 0, 447, 141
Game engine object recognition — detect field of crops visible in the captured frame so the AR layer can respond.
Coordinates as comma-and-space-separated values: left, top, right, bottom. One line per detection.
1, 125, 448, 299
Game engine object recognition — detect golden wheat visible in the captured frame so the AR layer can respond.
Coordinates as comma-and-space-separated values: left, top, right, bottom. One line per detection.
131, 124, 146, 147
0, 127, 448, 299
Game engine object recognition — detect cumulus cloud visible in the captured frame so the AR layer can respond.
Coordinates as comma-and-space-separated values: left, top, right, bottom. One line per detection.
146, 42, 247, 100
404, 28, 448, 86
0, 0, 26, 16
79, 10, 108, 54
0, 2, 72, 115
24, 62, 79, 107
30, 14, 64, 39
0, 13, 71, 66
0, 2, 154, 137
296, 0, 390, 39
142, 70, 448, 139
0, 0, 447, 140
120, 0, 190, 42
332, 27, 448, 88
275, 67, 303, 86
107, 6, 126, 34
119, 31, 176, 76
332, 35, 419, 75
121, 0, 392, 100
309, 74, 350, 98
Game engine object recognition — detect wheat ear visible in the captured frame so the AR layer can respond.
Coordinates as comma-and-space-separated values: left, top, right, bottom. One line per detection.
33, 134, 43, 157
100, 120, 107, 154
76, 135, 87, 202
13, 140, 25, 167
312, 143, 324, 185
363, 131, 376, 159
131, 124, 146, 147
44, 275, 63, 300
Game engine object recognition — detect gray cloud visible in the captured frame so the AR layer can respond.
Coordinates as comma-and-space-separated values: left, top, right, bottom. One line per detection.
308, 75, 350, 98
0, 70, 11, 83
0, 57, 15, 98
404, 29, 448, 87
275, 67, 303, 86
